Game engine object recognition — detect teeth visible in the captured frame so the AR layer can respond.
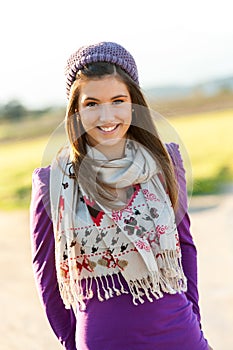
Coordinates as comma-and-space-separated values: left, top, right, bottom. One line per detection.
100, 125, 117, 132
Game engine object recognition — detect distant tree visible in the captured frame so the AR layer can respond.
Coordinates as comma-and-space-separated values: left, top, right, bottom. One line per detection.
0, 99, 27, 121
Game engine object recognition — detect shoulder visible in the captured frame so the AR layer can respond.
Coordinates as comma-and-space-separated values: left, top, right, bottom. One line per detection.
32, 166, 51, 191
166, 142, 184, 170
165, 142, 186, 183
31, 166, 51, 216
166, 143, 188, 221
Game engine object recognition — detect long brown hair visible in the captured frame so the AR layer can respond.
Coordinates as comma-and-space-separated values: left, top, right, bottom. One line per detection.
65, 62, 178, 209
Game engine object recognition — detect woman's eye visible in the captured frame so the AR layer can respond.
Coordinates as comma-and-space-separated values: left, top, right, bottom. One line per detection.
113, 99, 124, 105
86, 101, 97, 107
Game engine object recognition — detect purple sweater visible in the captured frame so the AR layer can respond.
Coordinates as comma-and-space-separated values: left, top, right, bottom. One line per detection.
30, 143, 208, 350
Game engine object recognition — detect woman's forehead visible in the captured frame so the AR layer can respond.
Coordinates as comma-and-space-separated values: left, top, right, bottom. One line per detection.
79, 76, 130, 102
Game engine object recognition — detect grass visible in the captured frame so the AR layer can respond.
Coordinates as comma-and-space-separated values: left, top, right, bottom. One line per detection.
0, 108, 233, 210
0, 109, 64, 141
0, 137, 50, 210
169, 109, 233, 195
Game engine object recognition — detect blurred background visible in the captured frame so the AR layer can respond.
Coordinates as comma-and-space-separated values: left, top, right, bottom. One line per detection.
0, 0, 232, 349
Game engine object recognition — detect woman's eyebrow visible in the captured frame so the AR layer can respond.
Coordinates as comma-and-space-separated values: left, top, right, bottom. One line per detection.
83, 97, 100, 102
111, 94, 128, 100
83, 94, 129, 102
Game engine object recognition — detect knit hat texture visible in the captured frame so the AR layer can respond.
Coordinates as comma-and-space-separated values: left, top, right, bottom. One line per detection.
64, 41, 139, 98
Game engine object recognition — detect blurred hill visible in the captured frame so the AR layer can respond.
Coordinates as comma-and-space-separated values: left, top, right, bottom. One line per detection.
145, 75, 233, 117
145, 75, 233, 100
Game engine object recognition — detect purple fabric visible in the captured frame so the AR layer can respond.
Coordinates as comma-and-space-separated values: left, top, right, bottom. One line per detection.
64, 41, 139, 98
167, 143, 201, 322
30, 143, 208, 350
30, 169, 77, 349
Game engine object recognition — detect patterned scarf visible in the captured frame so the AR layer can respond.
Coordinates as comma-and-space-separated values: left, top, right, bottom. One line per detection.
50, 140, 187, 311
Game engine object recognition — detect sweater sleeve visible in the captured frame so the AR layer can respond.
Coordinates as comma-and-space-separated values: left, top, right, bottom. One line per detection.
30, 166, 77, 350
166, 143, 201, 325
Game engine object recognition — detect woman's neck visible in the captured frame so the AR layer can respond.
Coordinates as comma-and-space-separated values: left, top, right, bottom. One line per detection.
90, 138, 127, 160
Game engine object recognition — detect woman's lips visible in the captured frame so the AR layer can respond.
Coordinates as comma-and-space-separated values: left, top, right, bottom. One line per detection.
97, 124, 119, 133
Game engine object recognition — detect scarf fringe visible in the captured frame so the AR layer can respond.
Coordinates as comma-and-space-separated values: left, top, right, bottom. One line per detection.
58, 249, 187, 310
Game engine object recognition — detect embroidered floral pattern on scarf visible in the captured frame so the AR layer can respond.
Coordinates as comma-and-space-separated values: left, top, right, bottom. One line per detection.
50, 140, 187, 311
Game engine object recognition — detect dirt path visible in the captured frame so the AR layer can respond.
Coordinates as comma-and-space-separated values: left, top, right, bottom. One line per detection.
189, 189, 233, 350
0, 190, 233, 349
0, 211, 62, 350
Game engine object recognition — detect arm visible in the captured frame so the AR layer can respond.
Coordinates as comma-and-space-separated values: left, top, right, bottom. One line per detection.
177, 212, 201, 324
30, 167, 77, 350
166, 143, 201, 325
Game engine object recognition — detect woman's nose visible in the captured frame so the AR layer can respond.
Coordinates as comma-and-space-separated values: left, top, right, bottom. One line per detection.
99, 103, 115, 122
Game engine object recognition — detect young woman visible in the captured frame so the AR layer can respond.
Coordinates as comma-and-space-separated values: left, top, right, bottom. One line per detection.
30, 41, 213, 350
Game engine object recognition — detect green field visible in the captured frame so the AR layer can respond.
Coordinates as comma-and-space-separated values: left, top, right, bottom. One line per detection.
170, 109, 233, 194
0, 108, 233, 210
0, 137, 50, 210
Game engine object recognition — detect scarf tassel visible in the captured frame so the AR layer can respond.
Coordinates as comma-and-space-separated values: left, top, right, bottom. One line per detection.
58, 249, 187, 310
58, 281, 75, 310
125, 250, 187, 306
127, 275, 161, 306
158, 250, 187, 294
59, 273, 130, 311
58, 253, 187, 310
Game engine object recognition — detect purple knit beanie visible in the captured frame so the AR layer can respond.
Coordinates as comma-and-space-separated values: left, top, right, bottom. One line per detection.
64, 41, 139, 99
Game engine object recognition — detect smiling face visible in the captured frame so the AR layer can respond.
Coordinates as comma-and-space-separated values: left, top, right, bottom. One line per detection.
78, 75, 132, 159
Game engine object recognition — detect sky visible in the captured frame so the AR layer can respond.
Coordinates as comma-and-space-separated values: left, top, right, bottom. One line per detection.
0, 0, 233, 108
